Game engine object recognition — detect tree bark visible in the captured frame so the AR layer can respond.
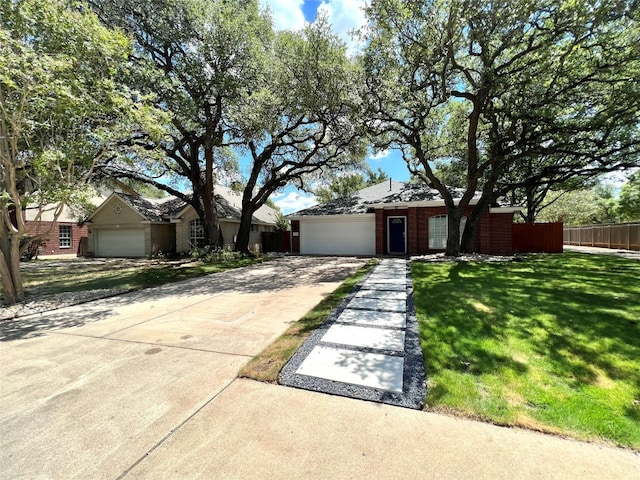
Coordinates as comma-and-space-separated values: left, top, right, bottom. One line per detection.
0, 233, 24, 305
445, 208, 463, 256
235, 206, 255, 255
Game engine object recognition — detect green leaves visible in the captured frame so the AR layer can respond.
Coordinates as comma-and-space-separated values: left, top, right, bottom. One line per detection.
617, 172, 640, 222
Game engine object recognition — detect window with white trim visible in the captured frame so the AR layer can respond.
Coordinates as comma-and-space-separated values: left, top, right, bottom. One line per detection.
59, 225, 72, 248
189, 219, 206, 248
428, 215, 467, 249
428, 215, 447, 249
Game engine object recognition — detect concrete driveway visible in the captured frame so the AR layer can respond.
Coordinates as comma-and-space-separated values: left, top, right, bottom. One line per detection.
0, 256, 368, 479
1, 255, 639, 479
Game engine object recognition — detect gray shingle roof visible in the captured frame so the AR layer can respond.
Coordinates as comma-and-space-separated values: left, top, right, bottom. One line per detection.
290, 179, 405, 216
113, 192, 166, 222
111, 185, 278, 225
289, 181, 485, 217
374, 183, 479, 204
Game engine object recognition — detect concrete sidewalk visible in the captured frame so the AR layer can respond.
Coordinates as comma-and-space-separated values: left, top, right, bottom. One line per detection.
564, 244, 640, 260
1, 256, 638, 479
279, 258, 426, 408
126, 379, 640, 480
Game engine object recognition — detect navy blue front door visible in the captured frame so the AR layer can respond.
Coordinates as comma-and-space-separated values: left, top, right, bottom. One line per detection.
388, 217, 406, 254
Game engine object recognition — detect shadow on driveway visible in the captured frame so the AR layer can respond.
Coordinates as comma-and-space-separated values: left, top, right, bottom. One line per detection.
1, 256, 368, 342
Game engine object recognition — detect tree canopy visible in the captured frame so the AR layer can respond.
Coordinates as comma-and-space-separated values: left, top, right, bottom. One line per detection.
313, 167, 389, 203
617, 171, 640, 222
361, 0, 640, 255
92, 1, 365, 253
92, 0, 274, 248
232, 15, 367, 253
1, 0, 154, 304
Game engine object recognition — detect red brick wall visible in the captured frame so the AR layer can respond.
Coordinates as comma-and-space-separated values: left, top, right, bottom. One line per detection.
290, 220, 300, 253
375, 206, 514, 255
408, 207, 418, 253
478, 212, 513, 255
24, 221, 88, 256
375, 210, 384, 255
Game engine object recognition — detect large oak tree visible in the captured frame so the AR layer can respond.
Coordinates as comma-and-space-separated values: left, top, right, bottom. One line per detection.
361, 0, 640, 255
93, 1, 365, 253
92, 0, 274, 248
1, 0, 155, 305
233, 16, 366, 253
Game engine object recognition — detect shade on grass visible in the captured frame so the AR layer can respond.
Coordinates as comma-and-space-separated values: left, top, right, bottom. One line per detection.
16, 256, 267, 300
412, 253, 640, 449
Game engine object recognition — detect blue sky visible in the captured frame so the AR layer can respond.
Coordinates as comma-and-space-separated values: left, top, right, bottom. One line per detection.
258, 0, 411, 213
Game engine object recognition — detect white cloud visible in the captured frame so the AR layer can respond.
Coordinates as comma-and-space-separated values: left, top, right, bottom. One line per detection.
273, 191, 317, 214
318, 0, 367, 54
369, 149, 390, 161
261, 0, 307, 31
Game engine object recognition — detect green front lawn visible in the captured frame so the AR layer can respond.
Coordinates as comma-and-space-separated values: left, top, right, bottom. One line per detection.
412, 253, 640, 449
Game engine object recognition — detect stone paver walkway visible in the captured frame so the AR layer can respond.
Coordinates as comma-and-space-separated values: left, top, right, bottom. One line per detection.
279, 258, 426, 409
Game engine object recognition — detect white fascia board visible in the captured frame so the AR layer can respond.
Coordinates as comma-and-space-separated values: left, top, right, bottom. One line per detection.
371, 198, 480, 209
489, 207, 522, 213
290, 213, 375, 221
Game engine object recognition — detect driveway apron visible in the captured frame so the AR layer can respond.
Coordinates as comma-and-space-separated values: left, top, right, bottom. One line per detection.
279, 258, 426, 409
0, 256, 368, 480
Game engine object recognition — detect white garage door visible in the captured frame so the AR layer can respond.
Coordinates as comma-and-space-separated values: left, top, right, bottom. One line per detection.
96, 229, 145, 257
300, 216, 375, 256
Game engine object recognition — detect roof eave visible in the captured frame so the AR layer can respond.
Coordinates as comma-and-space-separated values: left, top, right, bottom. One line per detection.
369, 198, 480, 209
489, 206, 522, 213
288, 213, 375, 220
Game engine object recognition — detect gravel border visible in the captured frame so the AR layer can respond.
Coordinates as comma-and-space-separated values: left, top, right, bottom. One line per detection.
0, 289, 131, 321
279, 261, 427, 410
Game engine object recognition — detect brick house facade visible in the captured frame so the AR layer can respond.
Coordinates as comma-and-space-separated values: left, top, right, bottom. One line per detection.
374, 205, 514, 256
289, 180, 519, 256
23, 219, 88, 256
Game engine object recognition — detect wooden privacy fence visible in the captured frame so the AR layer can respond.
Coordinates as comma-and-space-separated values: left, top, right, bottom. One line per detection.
262, 231, 291, 253
563, 223, 640, 251
513, 222, 564, 253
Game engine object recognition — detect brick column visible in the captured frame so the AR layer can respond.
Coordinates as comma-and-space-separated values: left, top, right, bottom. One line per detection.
408, 207, 418, 254
375, 209, 384, 255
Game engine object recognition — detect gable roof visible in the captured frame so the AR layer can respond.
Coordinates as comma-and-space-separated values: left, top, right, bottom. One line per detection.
167, 185, 278, 225
290, 179, 405, 216
288, 180, 486, 217
87, 186, 278, 225
113, 192, 167, 222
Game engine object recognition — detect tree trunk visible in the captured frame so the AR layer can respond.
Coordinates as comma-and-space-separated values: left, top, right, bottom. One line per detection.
461, 193, 495, 253
203, 195, 221, 250
0, 235, 23, 305
460, 210, 481, 253
235, 206, 255, 254
444, 207, 463, 256
524, 185, 536, 223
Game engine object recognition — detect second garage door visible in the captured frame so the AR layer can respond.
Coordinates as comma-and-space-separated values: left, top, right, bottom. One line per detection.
96, 229, 145, 257
300, 215, 375, 256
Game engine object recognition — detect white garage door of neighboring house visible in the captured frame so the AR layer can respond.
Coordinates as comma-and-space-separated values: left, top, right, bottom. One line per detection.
300, 216, 375, 256
96, 229, 145, 257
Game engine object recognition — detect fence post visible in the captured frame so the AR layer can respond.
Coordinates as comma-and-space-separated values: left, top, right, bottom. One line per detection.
628, 224, 631, 250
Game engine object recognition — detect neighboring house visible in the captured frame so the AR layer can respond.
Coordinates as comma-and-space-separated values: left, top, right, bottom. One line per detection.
85, 185, 278, 257
288, 180, 520, 256
22, 202, 98, 257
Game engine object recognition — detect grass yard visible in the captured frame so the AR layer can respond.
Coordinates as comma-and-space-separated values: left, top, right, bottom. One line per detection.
412, 253, 640, 449
16, 255, 267, 299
